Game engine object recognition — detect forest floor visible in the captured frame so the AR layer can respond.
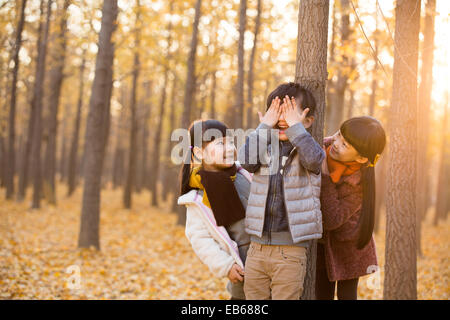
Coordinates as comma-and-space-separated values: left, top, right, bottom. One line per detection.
0, 185, 449, 300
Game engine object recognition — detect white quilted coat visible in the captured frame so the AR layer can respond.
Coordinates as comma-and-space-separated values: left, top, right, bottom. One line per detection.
178, 189, 245, 278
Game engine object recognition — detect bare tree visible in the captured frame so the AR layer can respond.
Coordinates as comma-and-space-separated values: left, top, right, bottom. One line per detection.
67, 54, 86, 196
434, 94, 449, 226
149, 0, 174, 207
178, 0, 202, 225
5, 0, 27, 199
30, 0, 52, 209
246, 0, 262, 129
43, 0, 71, 205
180, 0, 201, 129
384, 0, 421, 300
327, 0, 351, 134
295, 0, 330, 300
416, 0, 436, 255
234, 0, 246, 129
123, 0, 142, 209
78, 0, 119, 250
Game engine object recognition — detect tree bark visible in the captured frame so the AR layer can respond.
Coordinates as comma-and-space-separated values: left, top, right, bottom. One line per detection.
210, 70, 216, 119
234, 0, 247, 129
325, 0, 337, 134
43, 0, 70, 205
6, 0, 27, 199
374, 144, 388, 234
30, 0, 52, 209
416, 0, 436, 255
327, 0, 350, 135
180, 0, 201, 129
162, 73, 178, 200
67, 55, 86, 196
368, 4, 379, 117
434, 94, 449, 226
149, 0, 173, 207
123, 0, 141, 209
178, 0, 202, 225
78, 0, 118, 250
295, 0, 329, 300
384, 0, 421, 300
246, 0, 262, 130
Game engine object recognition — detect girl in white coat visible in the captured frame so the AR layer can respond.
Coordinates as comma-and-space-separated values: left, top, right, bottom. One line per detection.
178, 120, 251, 300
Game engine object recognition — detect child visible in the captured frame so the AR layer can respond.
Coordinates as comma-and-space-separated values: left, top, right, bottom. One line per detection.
316, 116, 386, 300
238, 82, 325, 300
178, 119, 252, 300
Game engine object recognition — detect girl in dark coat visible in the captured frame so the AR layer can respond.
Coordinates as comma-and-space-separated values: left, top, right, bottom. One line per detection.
316, 116, 386, 300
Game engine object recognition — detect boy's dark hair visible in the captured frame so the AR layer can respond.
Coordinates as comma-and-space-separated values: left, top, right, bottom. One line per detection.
266, 82, 316, 117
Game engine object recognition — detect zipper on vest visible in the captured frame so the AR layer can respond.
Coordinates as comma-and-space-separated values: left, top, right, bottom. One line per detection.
281, 149, 296, 241
268, 173, 276, 245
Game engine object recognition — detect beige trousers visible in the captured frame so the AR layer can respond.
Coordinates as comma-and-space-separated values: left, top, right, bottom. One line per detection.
244, 241, 307, 300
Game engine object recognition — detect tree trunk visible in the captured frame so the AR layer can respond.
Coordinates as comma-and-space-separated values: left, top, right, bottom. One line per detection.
78, 0, 118, 250
384, 0, 421, 300
246, 0, 262, 130
67, 55, 86, 196
178, 0, 202, 225
210, 70, 216, 119
327, 0, 350, 135
416, 0, 436, 255
180, 0, 201, 129
325, 0, 337, 134
434, 94, 449, 226
30, 0, 52, 209
368, 5, 379, 117
162, 73, 178, 200
150, 1, 173, 207
17, 0, 46, 202
149, 68, 169, 207
295, 0, 329, 300
374, 144, 388, 234
135, 82, 151, 193
6, 0, 27, 199
43, 0, 70, 205
234, 0, 246, 129
59, 123, 67, 182
123, 0, 141, 209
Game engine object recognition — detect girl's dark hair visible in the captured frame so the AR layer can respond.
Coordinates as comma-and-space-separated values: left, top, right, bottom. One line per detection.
266, 82, 316, 117
179, 119, 229, 196
340, 116, 386, 250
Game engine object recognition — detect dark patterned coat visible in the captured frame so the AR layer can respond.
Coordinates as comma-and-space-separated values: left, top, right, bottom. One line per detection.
320, 138, 378, 281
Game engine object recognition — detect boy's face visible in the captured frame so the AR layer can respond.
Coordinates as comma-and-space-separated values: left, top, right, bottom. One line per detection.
274, 99, 314, 141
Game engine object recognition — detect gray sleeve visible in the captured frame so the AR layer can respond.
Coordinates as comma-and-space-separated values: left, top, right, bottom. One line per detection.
237, 123, 272, 173
285, 122, 325, 174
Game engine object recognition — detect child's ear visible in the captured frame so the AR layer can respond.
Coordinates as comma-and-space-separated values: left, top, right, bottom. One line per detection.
355, 155, 368, 164
192, 146, 203, 164
303, 116, 314, 129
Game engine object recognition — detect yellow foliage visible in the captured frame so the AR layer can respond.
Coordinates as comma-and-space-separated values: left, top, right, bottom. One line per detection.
0, 186, 448, 300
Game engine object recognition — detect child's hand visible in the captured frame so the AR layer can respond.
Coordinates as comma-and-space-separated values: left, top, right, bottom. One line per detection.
258, 97, 282, 127
282, 95, 310, 127
227, 263, 244, 283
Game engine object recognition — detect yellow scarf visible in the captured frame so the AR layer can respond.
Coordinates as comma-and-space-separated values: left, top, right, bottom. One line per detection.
189, 166, 237, 209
